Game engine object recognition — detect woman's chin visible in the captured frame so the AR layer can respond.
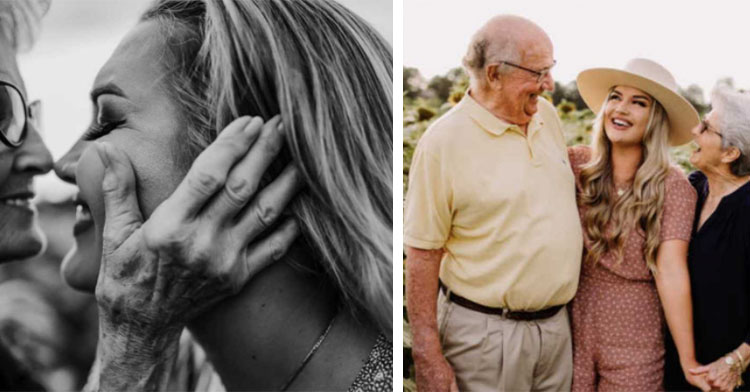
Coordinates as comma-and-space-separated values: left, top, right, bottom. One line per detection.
60, 244, 98, 293
689, 151, 704, 171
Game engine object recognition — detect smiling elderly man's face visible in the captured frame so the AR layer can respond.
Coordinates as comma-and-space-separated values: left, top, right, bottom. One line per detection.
481, 17, 556, 127
0, 31, 53, 263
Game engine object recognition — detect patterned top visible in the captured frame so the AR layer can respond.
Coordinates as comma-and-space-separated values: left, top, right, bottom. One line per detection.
567, 145, 696, 282
347, 334, 392, 392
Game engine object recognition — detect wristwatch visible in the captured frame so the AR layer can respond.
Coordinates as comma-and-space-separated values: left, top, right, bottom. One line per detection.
726, 355, 742, 373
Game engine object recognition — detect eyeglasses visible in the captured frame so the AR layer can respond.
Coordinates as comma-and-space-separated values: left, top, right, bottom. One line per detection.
699, 120, 723, 138
492, 60, 557, 83
0, 82, 37, 149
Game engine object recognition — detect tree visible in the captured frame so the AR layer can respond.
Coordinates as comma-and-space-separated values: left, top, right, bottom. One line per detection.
427, 75, 453, 102
679, 84, 708, 115
403, 67, 423, 100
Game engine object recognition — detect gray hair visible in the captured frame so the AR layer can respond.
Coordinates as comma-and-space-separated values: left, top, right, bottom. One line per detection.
0, 0, 50, 52
712, 86, 750, 176
462, 30, 521, 88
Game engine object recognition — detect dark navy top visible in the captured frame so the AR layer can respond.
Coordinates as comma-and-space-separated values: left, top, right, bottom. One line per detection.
665, 171, 750, 390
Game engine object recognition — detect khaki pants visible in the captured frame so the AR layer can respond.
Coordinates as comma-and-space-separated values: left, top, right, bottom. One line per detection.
437, 291, 572, 392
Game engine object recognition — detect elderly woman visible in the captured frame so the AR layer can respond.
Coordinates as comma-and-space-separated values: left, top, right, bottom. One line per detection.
664, 86, 750, 391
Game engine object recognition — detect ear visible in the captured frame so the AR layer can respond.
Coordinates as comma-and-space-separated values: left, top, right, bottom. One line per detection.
485, 64, 502, 88
721, 145, 742, 164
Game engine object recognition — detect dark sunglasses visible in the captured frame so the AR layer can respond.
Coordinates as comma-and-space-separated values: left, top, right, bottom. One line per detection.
0, 82, 39, 149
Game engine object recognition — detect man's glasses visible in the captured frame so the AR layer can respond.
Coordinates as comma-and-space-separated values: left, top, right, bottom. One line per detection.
699, 120, 723, 138
492, 60, 557, 83
0, 82, 39, 149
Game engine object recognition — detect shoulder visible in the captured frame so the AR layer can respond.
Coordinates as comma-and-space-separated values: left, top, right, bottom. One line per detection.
416, 104, 470, 152
537, 97, 557, 116
687, 170, 707, 192
567, 145, 592, 170
664, 166, 698, 204
537, 98, 564, 132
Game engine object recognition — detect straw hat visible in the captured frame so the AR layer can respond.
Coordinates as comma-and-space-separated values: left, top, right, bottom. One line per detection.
576, 58, 699, 146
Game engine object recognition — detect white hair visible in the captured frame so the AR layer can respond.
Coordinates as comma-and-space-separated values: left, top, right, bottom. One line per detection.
712, 85, 750, 176
461, 28, 521, 89
0, 0, 50, 52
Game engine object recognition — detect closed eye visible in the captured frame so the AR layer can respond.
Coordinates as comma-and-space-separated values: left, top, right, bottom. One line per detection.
81, 120, 125, 141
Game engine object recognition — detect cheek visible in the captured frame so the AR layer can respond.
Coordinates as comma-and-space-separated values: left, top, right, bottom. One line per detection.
76, 135, 185, 236
0, 151, 12, 184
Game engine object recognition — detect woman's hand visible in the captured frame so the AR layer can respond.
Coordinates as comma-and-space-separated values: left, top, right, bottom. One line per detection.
93, 115, 303, 391
680, 358, 711, 392
690, 355, 742, 392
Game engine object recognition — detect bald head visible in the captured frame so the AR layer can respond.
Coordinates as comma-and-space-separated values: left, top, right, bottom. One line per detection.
463, 15, 552, 88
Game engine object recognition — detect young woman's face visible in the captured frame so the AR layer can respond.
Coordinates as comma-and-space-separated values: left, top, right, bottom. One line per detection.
54, 20, 187, 292
0, 33, 54, 263
603, 85, 653, 147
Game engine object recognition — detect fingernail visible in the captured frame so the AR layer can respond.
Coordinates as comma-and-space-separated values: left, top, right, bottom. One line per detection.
96, 142, 111, 170
246, 116, 262, 132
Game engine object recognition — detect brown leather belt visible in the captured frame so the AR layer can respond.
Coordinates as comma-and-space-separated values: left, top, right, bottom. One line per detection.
439, 280, 562, 321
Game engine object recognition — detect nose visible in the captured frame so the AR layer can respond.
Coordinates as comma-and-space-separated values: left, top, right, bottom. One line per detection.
13, 123, 52, 176
614, 99, 629, 114
690, 122, 703, 137
541, 71, 554, 93
54, 137, 88, 184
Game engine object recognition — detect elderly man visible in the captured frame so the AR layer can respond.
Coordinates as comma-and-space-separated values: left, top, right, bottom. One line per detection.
405, 15, 583, 391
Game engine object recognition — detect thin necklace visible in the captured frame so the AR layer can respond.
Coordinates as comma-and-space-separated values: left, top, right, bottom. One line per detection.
280, 313, 337, 390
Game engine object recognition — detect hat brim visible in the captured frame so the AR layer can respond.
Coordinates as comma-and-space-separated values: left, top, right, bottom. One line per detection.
576, 68, 700, 146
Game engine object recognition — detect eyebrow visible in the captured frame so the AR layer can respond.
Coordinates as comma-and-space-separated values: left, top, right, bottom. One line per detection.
612, 88, 652, 102
90, 83, 127, 103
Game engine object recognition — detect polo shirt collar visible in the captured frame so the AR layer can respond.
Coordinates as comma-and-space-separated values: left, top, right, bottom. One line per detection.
460, 91, 542, 137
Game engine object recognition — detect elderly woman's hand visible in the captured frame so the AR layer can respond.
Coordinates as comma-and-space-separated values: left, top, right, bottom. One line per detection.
690, 355, 742, 392
93, 115, 302, 391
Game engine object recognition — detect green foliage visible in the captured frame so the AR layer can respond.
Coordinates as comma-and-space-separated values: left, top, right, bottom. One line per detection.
416, 106, 436, 122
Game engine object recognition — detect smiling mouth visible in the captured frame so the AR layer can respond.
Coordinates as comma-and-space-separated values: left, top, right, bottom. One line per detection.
611, 117, 633, 130
0, 192, 35, 210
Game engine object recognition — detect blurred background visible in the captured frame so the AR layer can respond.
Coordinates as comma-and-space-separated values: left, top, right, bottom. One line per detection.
403, 1, 749, 390
1, 0, 392, 390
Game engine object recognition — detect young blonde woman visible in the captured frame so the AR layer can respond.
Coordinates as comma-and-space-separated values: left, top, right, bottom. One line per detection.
568, 59, 708, 391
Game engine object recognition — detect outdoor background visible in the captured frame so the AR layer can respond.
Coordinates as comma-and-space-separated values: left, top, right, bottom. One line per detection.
402, 1, 750, 390
0, 1, 392, 390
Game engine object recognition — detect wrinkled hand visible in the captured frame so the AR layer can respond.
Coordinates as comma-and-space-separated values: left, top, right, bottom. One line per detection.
690, 357, 740, 392
94, 116, 302, 391
415, 355, 458, 392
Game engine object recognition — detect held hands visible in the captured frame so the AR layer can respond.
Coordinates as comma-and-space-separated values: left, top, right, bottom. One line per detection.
690, 355, 743, 392
95, 115, 302, 338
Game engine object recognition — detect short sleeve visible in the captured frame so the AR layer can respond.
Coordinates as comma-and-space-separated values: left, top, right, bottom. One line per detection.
404, 140, 452, 250
567, 145, 591, 185
660, 168, 698, 242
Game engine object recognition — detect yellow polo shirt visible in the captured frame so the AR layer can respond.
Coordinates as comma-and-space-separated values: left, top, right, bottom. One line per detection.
404, 93, 583, 311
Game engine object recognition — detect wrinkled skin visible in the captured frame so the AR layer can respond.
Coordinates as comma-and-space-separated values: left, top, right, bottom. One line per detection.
93, 116, 302, 391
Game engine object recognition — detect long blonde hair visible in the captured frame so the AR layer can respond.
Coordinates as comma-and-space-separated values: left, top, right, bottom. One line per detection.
579, 89, 671, 273
142, 0, 393, 335
204, 0, 393, 334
